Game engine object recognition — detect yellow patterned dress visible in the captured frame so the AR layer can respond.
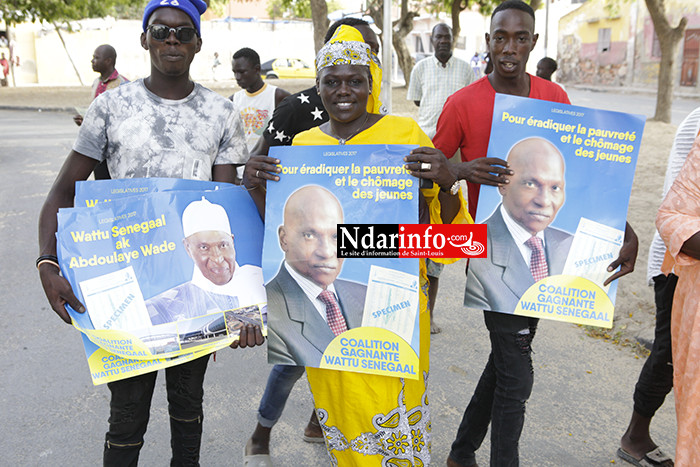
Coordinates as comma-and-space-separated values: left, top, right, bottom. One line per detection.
293, 115, 472, 466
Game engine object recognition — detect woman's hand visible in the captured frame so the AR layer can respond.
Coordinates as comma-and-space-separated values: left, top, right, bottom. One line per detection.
404, 147, 457, 191
242, 155, 281, 190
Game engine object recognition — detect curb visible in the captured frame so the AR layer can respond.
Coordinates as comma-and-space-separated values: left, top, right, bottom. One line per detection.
0, 105, 75, 112
566, 83, 700, 100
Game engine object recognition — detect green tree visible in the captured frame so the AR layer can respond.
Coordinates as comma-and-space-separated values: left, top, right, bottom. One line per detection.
1, 0, 143, 85
434, 0, 542, 50
0, 0, 143, 24
265, 0, 341, 53
266, 0, 312, 19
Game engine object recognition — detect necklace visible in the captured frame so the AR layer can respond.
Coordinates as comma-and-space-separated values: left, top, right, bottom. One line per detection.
330, 113, 370, 145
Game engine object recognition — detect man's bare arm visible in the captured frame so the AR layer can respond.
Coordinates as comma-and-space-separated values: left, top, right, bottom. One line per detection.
212, 163, 237, 184
38, 151, 98, 323
603, 222, 639, 286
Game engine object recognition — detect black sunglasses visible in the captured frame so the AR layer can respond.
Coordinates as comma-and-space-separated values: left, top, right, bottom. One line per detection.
148, 24, 198, 43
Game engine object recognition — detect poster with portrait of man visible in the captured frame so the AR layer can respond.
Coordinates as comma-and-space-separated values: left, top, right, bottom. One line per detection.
56, 179, 266, 384
263, 145, 423, 379
466, 94, 645, 328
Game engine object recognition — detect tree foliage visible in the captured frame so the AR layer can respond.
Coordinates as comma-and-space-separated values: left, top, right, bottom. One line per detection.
263, 0, 341, 21
0, 0, 143, 86
432, 0, 543, 49
0, 0, 144, 26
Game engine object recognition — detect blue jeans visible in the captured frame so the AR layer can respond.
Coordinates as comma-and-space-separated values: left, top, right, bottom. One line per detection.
633, 273, 676, 418
449, 312, 538, 467
103, 355, 210, 467
257, 364, 306, 427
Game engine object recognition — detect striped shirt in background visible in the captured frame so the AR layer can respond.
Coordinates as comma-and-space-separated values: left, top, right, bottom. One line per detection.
406, 55, 475, 139
647, 106, 700, 284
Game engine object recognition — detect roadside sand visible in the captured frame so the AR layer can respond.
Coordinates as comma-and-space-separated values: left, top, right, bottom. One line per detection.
0, 80, 677, 351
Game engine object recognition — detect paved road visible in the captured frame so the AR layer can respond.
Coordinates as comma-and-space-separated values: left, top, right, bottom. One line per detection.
0, 108, 677, 466
567, 87, 699, 126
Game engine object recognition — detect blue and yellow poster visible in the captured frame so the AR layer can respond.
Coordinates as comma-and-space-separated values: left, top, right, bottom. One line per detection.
57, 179, 266, 385
264, 145, 422, 379
466, 94, 645, 328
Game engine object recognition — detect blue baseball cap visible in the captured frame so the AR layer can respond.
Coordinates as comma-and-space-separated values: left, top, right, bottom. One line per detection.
142, 0, 208, 36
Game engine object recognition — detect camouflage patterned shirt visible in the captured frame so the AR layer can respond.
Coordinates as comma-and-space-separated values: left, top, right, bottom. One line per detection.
74, 79, 248, 180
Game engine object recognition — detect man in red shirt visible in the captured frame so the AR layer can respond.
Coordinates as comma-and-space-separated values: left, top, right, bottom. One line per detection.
434, 2, 637, 466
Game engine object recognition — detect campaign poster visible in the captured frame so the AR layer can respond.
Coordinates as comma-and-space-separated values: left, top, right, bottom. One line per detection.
74, 178, 234, 208
466, 94, 645, 328
264, 145, 421, 379
57, 180, 266, 385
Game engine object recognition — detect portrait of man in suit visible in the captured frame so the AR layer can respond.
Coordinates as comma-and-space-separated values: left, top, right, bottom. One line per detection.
267, 185, 367, 367
146, 197, 266, 325
465, 136, 573, 313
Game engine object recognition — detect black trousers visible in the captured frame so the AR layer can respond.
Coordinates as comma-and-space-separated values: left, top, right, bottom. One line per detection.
449, 312, 538, 467
633, 273, 677, 418
103, 354, 210, 467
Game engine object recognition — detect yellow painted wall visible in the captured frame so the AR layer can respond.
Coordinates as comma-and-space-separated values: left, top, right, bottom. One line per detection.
560, 0, 630, 44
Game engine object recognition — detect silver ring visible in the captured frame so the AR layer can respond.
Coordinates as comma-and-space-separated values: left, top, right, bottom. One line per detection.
255, 170, 260, 178
420, 162, 431, 171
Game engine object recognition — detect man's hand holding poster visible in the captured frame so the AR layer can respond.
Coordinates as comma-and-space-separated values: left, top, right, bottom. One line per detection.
56, 179, 266, 385
264, 145, 421, 379
466, 94, 645, 328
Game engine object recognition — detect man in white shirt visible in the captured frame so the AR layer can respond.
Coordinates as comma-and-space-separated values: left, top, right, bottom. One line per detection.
407, 23, 475, 139
407, 23, 475, 333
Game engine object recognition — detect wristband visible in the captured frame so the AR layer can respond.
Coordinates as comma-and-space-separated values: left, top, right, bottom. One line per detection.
36, 254, 59, 268
37, 258, 60, 271
37, 254, 60, 271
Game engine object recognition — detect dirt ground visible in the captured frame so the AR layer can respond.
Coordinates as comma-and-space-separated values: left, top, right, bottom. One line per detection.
0, 79, 676, 351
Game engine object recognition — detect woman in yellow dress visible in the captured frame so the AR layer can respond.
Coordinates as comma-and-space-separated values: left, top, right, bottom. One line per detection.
245, 25, 472, 466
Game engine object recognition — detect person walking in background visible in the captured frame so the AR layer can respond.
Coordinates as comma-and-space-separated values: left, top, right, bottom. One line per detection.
470, 52, 482, 78
0, 53, 9, 86
72, 44, 129, 180
536, 57, 565, 92
408, 23, 475, 140
229, 47, 290, 184
618, 107, 700, 467
407, 23, 475, 333
535, 57, 557, 81
73, 44, 128, 127
212, 51, 221, 80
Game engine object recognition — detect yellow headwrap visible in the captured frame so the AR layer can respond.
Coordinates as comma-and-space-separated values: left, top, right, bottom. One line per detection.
315, 25, 383, 114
